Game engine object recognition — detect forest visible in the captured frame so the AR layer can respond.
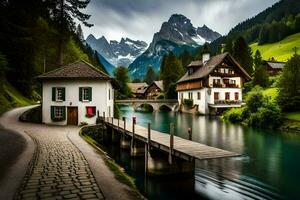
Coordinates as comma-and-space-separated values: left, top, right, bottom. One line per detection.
0, 0, 105, 101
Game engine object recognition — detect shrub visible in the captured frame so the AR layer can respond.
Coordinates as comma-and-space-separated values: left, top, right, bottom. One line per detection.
223, 108, 243, 123
157, 94, 165, 99
246, 86, 265, 113
183, 99, 193, 108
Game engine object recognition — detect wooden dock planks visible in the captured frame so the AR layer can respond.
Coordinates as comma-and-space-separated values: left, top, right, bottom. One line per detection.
105, 118, 240, 161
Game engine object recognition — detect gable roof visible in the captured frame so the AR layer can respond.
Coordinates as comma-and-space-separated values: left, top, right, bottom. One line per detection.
145, 80, 164, 94
128, 82, 148, 94
37, 60, 111, 80
153, 81, 164, 91
177, 52, 251, 83
265, 61, 285, 69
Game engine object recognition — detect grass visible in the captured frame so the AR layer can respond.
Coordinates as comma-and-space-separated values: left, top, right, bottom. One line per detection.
250, 33, 300, 62
0, 82, 33, 115
284, 112, 300, 121
79, 131, 138, 191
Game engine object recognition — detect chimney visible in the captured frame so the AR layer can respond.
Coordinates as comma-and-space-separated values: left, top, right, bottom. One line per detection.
202, 53, 210, 63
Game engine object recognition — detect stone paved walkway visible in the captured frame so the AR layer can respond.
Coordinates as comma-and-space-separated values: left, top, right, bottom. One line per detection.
16, 128, 104, 200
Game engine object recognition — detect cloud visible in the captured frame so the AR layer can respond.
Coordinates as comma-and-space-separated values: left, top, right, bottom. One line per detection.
80, 0, 278, 43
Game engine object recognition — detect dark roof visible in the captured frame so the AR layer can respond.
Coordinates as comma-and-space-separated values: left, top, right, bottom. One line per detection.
265, 61, 285, 69
177, 52, 251, 83
37, 60, 111, 80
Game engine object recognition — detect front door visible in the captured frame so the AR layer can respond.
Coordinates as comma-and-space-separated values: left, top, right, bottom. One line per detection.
67, 107, 78, 125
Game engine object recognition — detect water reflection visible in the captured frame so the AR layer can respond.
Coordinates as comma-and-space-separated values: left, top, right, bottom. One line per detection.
109, 105, 300, 200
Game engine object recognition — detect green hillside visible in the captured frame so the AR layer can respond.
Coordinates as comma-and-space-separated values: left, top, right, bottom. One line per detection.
0, 82, 33, 115
250, 33, 300, 62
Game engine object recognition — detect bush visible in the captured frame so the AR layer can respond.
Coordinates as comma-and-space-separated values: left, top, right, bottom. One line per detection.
224, 86, 282, 129
157, 94, 165, 99
246, 86, 265, 112
183, 99, 193, 108
223, 108, 243, 123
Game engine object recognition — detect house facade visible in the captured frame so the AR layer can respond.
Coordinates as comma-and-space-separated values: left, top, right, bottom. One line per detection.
176, 52, 251, 114
37, 61, 116, 125
128, 82, 148, 98
144, 81, 164, 99
263, 61, 285, 75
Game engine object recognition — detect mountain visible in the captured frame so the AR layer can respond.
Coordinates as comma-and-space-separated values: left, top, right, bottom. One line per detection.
86, 34, 148, 67
128, 14, 221, 79
95, 52, 115, 75
210, 0, 300, 53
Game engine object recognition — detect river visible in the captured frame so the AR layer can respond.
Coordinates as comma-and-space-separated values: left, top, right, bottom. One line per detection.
100, 105, 300, 200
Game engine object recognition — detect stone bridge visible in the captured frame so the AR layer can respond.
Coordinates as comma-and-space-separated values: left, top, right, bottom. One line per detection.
115, 99, 179, 112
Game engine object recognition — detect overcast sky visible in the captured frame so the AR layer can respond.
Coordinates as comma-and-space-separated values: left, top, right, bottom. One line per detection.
80, 0, 279, 43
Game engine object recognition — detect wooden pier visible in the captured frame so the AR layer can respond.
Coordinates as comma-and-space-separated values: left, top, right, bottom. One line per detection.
104, 117, 240, 161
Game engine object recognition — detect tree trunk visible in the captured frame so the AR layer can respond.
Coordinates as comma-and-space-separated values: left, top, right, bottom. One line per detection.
56, 0, 64, 66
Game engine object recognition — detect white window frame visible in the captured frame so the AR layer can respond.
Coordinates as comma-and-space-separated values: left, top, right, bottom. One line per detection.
82, 88, 90, 102
54, 106, 63, 119
56, 88, 64, 102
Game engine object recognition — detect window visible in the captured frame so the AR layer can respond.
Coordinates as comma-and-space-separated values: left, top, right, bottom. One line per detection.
188, 92, 193, 100
79, 87, 92, 102
51, 106, 65, 121
213, 79, 220, 84
197, 92, 201, 100
52, 87, 65, 102
109, 89, 111, 100
86, 106, 96, 118
188, 68, 193, 75
235, 92, 239, 100
229, 80, 236, 84
229, 70, 235, 74
224, 68, 229, 74
214, 92, 219, 100
225, 92, 230, 100
181, 93, 183, 100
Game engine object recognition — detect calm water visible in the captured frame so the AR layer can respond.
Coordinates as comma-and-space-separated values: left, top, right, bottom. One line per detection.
101, 105, 300, 200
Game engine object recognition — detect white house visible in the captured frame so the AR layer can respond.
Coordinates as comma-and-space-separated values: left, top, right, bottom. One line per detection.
176, 52, 251, 114
37, 60, 117, 125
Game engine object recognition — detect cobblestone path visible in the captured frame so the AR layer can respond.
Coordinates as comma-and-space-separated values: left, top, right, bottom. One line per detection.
16, 129, 104, 200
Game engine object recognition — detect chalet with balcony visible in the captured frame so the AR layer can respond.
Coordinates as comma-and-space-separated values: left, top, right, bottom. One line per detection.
176, 52, 251, 114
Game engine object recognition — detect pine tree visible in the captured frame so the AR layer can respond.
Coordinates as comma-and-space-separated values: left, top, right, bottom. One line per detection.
254, 50, 262, 70
233, 36, 254, 75
76, 24, 84, 42
224, 38, 233, 54
51, 0, 93, 65
160, 52, 184, 97
278, 52, 300, 111
179, 50, 193, 68
145, 66, 155, 85
253, 65, 269, 88
113, 67, 131, 99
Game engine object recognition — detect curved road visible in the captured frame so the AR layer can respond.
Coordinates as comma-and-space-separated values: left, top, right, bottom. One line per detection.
0, 106, 141, 200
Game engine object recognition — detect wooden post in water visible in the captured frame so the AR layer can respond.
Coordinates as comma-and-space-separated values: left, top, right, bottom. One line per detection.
123, 117, 126, 133
188, 127, 192, 140
169, 123, 174, 165
131, 117, 136, 155
145, 123, 151, 175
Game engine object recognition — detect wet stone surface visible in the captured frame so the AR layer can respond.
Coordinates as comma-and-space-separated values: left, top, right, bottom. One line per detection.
16, 130, 104, 200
